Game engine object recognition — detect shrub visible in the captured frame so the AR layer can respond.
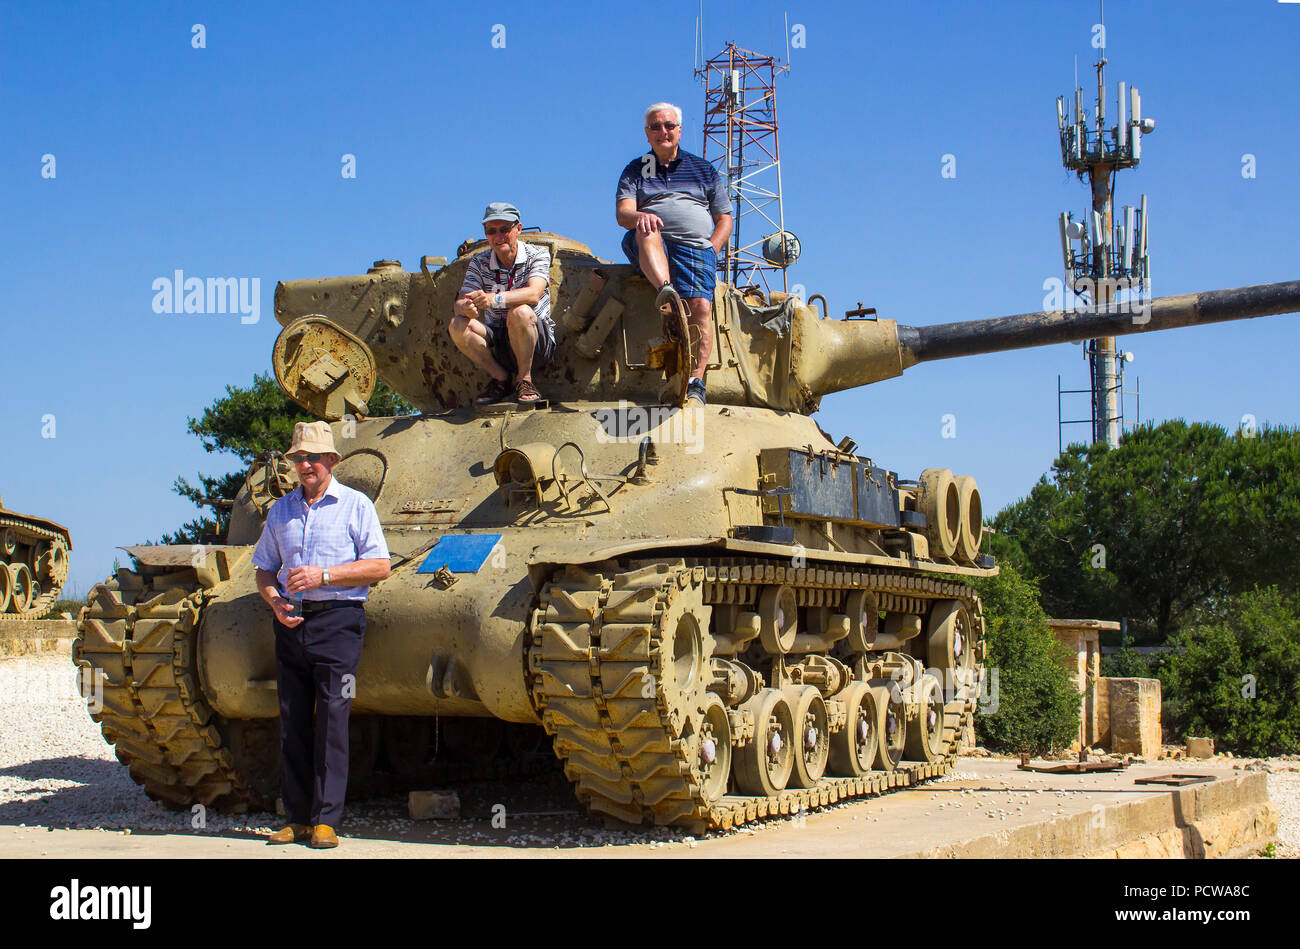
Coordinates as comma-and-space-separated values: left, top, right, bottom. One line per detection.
1159, 587, 1300, 756
970, 564, 1081, 754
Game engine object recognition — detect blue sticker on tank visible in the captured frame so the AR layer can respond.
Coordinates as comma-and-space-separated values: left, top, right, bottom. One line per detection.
417, 534, 503, 573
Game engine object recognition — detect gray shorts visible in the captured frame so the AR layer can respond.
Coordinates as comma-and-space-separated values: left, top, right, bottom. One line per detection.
481, 317, 555, 375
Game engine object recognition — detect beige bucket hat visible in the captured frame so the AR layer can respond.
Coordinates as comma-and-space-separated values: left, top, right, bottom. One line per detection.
288, 421, 339, 459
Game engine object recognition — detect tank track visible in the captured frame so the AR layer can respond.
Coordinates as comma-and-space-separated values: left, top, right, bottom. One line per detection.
75, 567, 555, 814
529, 556, 983, 831
74, 572, 266, 811
0, 514, 69, 621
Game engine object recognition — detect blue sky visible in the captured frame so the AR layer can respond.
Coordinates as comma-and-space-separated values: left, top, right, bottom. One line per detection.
3, 0, 1298, 599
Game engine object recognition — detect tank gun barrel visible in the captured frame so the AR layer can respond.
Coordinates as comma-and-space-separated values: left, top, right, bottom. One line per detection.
898, 280, 1300, 368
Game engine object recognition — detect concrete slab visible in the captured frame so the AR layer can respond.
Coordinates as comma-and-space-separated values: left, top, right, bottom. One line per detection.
0, 758, 1277, 859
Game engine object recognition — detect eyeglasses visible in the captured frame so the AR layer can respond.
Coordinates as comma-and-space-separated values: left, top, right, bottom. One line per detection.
646, 122, 679, 132
484, 224, 516, 236
290, 452, 325, 464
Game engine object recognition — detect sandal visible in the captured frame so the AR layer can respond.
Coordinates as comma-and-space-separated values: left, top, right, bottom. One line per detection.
475, 377, 515, 405
515, 379, 542, 403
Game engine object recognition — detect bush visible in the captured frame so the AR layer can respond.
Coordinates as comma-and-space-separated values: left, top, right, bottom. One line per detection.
1159, 587, 1300, 756
1100, 644, 1158, 679
971, 564, 1081, 754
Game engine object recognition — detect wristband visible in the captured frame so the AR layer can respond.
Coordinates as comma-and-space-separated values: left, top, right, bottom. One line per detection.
493, 292, 505, 309
322, 568, 331, 586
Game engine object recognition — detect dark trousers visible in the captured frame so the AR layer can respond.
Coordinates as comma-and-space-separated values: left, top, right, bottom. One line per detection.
273, 604, 366, 827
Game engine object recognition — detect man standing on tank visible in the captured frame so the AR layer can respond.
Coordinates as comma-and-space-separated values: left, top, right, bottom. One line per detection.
450, 202, 555, 405
616, 102, 732, 405
253, 421, 390, 849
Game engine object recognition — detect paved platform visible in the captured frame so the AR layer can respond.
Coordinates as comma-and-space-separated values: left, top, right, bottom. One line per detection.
0, 758, 1277, 859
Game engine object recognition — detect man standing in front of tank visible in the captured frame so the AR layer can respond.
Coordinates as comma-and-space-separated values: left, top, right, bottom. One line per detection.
616, 102, 732, 405
253, 421, 390, 849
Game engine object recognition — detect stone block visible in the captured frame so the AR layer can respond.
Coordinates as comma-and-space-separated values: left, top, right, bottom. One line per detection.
1187, 736, 1216, 759
1107, 677, 1161, 758
409, 789, 460, 820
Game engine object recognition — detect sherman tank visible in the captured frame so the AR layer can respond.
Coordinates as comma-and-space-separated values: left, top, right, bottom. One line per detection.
0, 495, 71, 619
72, 232, 1300, 830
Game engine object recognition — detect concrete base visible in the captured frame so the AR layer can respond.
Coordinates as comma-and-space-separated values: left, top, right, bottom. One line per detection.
908, 762, 1277, 859
0, 619, 76, 657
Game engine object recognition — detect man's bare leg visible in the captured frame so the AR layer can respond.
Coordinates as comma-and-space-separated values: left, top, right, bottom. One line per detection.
506, 305, 540, 385
685, 297, 713, 381
634, 229, 672, 289
449, 316, 508, 380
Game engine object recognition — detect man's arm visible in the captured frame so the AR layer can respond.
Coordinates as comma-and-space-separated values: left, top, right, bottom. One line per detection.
455, 259, 487, 319
709, 212, 733, 254
617, 197, 663, 234
257, 567, 303, 627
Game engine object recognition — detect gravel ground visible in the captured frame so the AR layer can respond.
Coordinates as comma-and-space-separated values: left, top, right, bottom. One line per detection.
3, 653, 1297, 855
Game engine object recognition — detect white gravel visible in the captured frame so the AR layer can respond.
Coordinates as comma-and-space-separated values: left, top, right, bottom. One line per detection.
0, 654, 276, 835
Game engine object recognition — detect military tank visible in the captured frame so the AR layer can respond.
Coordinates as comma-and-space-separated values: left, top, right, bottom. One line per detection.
0, 495, 71, 619
73, 232, 1300, 830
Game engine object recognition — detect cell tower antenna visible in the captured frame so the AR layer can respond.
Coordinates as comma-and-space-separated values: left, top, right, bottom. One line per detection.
695, 42, 799, 293
1055, 6, 1156, 450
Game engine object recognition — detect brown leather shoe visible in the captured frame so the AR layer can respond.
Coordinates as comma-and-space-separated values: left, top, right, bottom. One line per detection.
267, 823, 311, 844
310, 824, 339, 849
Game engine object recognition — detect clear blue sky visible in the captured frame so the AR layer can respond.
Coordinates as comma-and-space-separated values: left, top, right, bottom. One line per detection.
3, 0, 1298, 599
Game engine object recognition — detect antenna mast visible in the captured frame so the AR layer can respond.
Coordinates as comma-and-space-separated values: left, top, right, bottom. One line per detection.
695, 41, 798, 292
1055, 2, 1155, 449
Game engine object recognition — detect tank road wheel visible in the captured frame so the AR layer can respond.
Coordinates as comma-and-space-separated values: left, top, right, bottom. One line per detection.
0, 529, 16, 557
953, 475, 983, 565
529, 562, 719, 827
918, 468, 960, 560
828, 681, 879, 777
697, 693, 733, 804
927, 599, 976, 692
734, 688, 795, 796
0, 563, 11, 614
904, 674, 949, 762
7, 564, 33, 613
758, 584, 798, 654
785, 685, 830, 788
870, 682, 906, 772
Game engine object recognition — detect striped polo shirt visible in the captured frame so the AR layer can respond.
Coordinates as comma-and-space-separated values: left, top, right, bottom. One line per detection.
459, 241, 555, 346
251, 476, 389, 602
616, 148, 731, 248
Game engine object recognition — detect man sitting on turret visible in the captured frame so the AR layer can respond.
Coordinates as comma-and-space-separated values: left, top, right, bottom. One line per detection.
616, 102, 732, 405
450, 202, 555, 404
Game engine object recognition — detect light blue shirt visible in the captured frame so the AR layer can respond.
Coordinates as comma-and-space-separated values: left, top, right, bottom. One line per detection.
251, 477, 389, 602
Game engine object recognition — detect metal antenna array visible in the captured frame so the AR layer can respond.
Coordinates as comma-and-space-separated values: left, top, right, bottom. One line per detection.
1055, 3, 1155, 449
695, 41, 799, 292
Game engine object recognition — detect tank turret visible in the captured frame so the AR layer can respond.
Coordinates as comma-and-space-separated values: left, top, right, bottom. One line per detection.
273, 233, 1300, 416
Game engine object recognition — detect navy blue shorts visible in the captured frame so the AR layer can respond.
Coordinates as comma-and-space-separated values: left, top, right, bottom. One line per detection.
622, 230, 718, 299
481, 315, 555, 375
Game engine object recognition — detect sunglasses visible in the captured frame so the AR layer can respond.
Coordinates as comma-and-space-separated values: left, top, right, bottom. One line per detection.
290, 452, 325, 464
484, 224, 516, 236
647, 122, 679, 132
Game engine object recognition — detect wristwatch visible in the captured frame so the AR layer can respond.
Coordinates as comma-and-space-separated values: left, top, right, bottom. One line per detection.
321, 568, 331, 587
493, 292, 505, 308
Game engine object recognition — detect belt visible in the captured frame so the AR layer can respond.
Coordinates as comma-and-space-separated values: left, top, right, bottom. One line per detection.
301, 599, 364, 613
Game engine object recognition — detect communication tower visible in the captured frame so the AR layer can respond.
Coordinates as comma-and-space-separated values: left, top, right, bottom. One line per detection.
695, 41, 799, 292
1054, 4, 1155, 449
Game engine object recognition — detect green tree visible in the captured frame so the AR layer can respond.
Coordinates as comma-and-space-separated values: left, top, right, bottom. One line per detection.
163, 373, 414, 544
993, 421, 1300, 641
1159, 587, 1300, 756
971, 564, 1081, 754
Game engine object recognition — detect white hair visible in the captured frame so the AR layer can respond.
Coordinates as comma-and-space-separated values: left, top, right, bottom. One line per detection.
644, 102, 683, 127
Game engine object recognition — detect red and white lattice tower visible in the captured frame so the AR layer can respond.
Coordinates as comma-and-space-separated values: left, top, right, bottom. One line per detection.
695, 43, 795, 292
